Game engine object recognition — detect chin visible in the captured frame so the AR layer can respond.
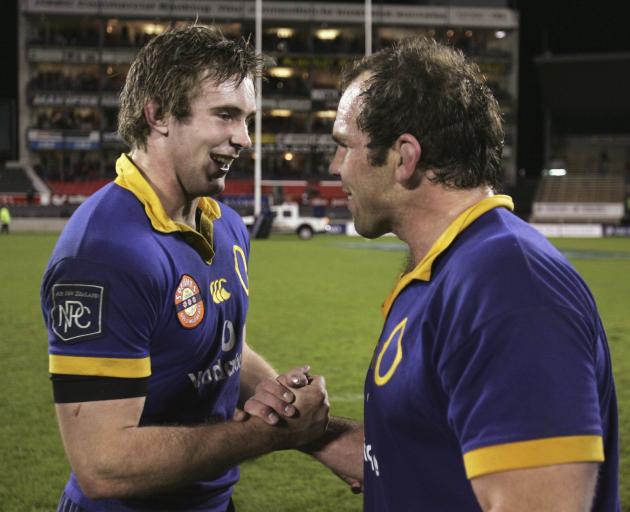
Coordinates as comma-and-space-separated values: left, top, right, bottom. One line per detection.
357, 229, 385, 240
205, 177, 226, 197
354, 218, 388, 239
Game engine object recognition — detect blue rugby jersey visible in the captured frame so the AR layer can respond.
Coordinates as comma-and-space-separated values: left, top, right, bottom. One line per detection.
41, 154, 251, 511
363, 195, 619, 511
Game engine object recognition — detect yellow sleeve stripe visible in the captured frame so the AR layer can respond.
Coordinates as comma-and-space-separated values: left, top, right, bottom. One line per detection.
49, 354, 151, 378
463, 435, 604, 479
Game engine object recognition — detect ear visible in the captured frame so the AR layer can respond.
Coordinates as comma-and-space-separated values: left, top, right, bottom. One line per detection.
143, 101, 169, 136
393, 133, 421, 186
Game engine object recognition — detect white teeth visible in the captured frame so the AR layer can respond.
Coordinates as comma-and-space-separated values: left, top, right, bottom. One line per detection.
211, 154, 234, 171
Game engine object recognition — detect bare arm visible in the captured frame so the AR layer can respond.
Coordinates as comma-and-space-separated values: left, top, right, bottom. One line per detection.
470, 463, 599, 512
56, 376, 328, 500
239, 337, 278, 402
302, 416, 364, 490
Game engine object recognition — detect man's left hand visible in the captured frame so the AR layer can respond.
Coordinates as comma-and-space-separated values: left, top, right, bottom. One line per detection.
243, 365, 312, 425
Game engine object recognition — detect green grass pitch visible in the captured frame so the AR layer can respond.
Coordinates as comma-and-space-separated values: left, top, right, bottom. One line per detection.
0, 233, 628, 511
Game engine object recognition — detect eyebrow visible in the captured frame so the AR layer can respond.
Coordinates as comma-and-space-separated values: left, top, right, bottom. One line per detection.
211, 105, 257, 120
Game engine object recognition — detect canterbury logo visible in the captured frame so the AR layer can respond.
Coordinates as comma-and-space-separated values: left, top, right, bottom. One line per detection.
210, 278, 232, 304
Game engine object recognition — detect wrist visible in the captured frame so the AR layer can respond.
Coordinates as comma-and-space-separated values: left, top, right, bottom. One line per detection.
240, 415, 293, 452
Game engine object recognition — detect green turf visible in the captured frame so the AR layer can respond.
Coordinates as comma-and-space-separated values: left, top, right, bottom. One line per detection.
0, 233, 628, 511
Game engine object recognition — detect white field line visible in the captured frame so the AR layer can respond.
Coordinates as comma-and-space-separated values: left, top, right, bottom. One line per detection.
329, 393, 364, 402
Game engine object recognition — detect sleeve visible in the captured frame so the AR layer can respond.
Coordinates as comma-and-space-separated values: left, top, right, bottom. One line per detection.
439, 306, 605, 479
41, 256, 160, 402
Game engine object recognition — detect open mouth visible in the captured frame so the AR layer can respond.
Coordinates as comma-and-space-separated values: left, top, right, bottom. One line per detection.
210, 154, 235, 172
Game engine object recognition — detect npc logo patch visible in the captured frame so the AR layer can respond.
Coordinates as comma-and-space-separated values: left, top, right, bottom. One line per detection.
51, 283, 104, 343
174, 274, 205, 329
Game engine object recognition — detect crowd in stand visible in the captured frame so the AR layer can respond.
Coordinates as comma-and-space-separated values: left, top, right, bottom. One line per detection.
29, 25, 100, 47
29, 70, 100, 92
102, 72, 127, 93
29, 22, 157, 48
263, 76, 311, 97
25, 21, 512, 187
313, 35, 363, 54
29, 68, 128, 95
263, 33, 309, 54
35, 109, 100, 131
263, 115, 308, 134
311, 117, 334, 134
34, 154, 111, 183
104, 26, 158, 48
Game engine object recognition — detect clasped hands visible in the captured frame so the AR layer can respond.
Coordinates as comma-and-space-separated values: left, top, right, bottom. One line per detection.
242, 365, 316, 425
237, 365, 362, 494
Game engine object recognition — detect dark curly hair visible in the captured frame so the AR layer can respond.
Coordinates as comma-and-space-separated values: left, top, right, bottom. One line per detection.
118, 25, 264, 150
341, 37, 504, 190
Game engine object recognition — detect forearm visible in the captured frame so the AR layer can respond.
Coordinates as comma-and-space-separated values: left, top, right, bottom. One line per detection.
64, 416, 282, 499
239, 341, 278, 403
301, 416, 364, 480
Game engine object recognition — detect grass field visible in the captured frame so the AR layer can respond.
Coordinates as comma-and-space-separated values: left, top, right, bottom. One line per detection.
0, 233, 628, 511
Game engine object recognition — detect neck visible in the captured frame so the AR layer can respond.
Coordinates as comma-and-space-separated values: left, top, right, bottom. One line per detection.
394, 183, 494, 270
128, 147, 198, 228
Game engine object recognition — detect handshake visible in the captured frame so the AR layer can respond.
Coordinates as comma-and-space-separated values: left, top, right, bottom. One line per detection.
235, 365, 329, 450
234, 365, 364, 493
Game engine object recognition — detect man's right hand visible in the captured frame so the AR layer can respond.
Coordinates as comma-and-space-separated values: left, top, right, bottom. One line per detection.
264, 375, 330, 450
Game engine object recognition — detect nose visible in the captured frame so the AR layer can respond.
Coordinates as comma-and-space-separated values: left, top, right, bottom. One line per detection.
231, 121, 252, 151
329, 148, 341, 176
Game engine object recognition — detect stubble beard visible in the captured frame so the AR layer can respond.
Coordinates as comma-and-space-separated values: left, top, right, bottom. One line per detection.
354, 211, 390, 240
206, 175, 226, 197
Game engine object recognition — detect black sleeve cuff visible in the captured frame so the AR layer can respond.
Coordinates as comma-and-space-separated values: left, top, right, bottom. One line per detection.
51, 374, 149, 403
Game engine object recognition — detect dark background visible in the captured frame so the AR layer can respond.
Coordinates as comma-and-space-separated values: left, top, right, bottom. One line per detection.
1, 0, 629, 173
516, 0, 630, 174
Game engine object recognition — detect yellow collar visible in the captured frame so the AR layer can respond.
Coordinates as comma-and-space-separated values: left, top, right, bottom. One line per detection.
114, 153, 222, 264
381, 195, 514, 318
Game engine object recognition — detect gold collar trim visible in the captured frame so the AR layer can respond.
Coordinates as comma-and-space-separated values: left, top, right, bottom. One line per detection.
381, 195, 514, 318
114, 153, 221, 263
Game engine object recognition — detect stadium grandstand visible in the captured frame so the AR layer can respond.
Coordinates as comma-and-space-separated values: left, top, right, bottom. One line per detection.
9, 1, 629, 234
10, 0, 519, 225
530, 53, 630, 234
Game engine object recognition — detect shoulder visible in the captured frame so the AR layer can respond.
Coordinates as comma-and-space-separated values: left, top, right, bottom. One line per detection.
450, 209, 577, 288
435, 208, 595, 320
214, 200, 249, 245
216, 200, 246, 228
47, 183, 164, 273
431, 210, 602, 390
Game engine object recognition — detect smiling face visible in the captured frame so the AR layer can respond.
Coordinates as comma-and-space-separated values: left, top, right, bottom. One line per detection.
165, 75, 256, 199
329, 76, 397, 239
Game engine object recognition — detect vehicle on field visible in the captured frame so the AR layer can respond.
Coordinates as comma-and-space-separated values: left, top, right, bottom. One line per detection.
242, 202, 331, 240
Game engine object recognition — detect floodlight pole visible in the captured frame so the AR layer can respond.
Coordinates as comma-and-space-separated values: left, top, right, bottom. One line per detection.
254, 0, 263, 216
365, 0, 372, 56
